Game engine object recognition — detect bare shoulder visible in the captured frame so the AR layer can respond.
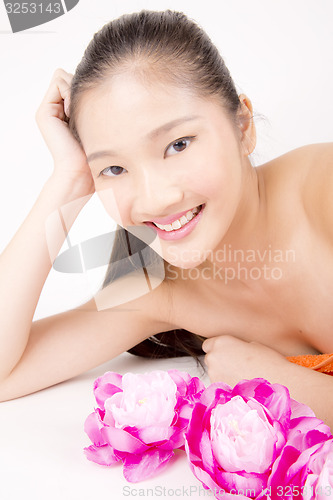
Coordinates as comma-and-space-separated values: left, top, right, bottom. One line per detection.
261, 143, 333, 242
296, 143, 333, 242
261, 143, 333, 180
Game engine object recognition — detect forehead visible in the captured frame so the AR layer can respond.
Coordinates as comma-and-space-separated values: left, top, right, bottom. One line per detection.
75, 73, 225, 148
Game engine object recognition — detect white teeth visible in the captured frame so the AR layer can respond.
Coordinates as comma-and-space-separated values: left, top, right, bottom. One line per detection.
153, 205, 202, 231
171, 220, 182, 230
155, 222, 165, 229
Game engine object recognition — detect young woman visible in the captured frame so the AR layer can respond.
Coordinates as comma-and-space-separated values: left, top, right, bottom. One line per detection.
0, 10, 332, 429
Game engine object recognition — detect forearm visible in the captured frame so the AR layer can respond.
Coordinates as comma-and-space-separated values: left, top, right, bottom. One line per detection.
203, 335, 333, 431
0, 174, 91, 379
269, 360, 333, 431
237, 356, 333, 430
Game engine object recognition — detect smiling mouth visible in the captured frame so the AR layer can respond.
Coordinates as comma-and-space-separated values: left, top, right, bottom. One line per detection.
152, 205, 203, 232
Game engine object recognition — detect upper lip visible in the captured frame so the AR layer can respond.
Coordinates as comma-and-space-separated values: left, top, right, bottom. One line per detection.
146, 205, 201, 226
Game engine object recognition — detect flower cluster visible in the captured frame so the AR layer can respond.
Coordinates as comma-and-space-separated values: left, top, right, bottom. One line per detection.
84, 371, 333, 498
185, 378, 333, 499
84, 369, 205, 482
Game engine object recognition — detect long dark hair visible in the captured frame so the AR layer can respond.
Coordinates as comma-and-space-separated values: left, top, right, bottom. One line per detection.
68, 10, 243, 361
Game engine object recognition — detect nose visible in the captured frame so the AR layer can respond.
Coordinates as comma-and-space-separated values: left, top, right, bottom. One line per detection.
131, 166, 184, 223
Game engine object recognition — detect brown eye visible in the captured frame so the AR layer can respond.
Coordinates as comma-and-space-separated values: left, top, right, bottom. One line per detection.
165, 136, 194, 157
173, 140, 187, 152
110, 166, 123, 175
100, 166, 126, 177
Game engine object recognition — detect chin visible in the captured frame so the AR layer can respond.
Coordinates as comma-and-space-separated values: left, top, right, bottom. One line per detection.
163, 250, 207, 270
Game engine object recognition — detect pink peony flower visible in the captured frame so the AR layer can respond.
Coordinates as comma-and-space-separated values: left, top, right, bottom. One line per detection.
303, 439, 333, 499
84, 369, 205, 482
184, 378, 333, 499
268, 425, 333, 499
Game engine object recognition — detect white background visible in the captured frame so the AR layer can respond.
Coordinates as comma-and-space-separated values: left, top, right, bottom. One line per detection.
0, 2, 332, 499
1, 0, 333, 319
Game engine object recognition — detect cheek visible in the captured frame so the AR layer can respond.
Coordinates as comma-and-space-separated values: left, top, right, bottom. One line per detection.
186, 156, 238, 203
205, 149, 242, 205
96, 185, 127, 226
186, 137, 241, 197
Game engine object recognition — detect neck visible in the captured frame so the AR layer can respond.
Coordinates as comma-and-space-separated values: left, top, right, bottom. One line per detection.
206, 156, 269, 272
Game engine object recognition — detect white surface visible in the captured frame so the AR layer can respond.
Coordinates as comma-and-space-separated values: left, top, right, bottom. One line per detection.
0, 353, 210, 500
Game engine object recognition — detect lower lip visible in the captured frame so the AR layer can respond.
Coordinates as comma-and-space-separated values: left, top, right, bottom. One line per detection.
145, 204, 205, 241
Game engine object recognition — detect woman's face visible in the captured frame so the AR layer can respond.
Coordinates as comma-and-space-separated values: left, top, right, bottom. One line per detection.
76, 72, 250, 269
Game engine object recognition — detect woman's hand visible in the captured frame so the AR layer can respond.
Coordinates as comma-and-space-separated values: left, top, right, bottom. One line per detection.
202, 335, 290, 386
35, 68, 95, 196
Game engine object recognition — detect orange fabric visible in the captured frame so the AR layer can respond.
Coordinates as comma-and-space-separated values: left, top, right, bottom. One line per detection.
286, 352, 333, 375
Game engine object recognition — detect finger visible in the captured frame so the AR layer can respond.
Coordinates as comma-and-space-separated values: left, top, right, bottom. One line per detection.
42, 77, 70, 106
202, 338, 213, 353
39, 69, 72, 107
57, 68, 73, 84
36, 79, 72, 126
50, 68, 73, 84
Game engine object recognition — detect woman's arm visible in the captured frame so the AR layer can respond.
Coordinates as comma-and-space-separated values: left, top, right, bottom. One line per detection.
202, 335, 333, 430
0, 67, 172, 401
0, 282, 169, 402
0, 68, 95, 381
0, 177, 92, 381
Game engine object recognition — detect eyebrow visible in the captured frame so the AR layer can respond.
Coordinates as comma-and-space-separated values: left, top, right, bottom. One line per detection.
86, 115, 201, 163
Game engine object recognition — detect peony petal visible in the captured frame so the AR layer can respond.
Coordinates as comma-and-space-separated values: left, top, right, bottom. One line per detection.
187, 377, 206, 397
289, 416, 332, 439
218, 470, 266, 498
233, 378, 291, 428
269, 447, 322, 499
200, 383, 232, 408
199, 428, 215, 475
94, 385, 122, 409
93, 372, 123, 408
290, 397, 316, 419
232, 378, 265, 398
84, 411, 108, 446
185, 440, 220, 489
136, 425, 173, 445
185, 402, 207, 458
303, 474, 318, 500
258, 383, 291, 427
269, 438, 333, 497
101, 425, 149, 454
185, 451, 248, 500
165, 429, 185, 450
83, 444, 119, 466
287, 440, 331, 479
168, 370, 190, 396
175, 414, 192, 430
122, 449, 174, 482
268, 444, 306, 493
94, 371, 123, 390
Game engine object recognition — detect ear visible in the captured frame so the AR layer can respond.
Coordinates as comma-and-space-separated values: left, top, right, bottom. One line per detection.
237, 94, 256, 156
